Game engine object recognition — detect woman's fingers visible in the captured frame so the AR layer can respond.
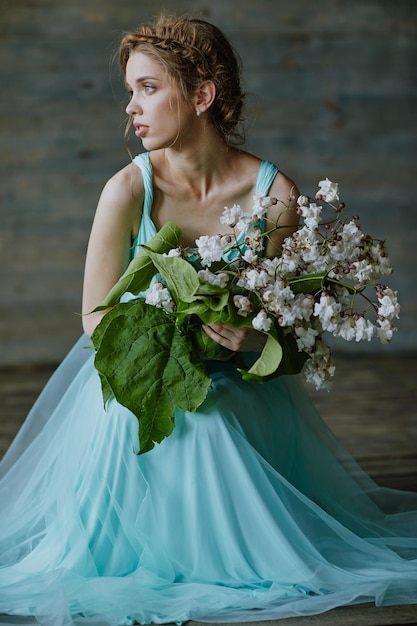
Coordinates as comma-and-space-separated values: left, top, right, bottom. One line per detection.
202, 322, 267, 353
202, 323, 247, 352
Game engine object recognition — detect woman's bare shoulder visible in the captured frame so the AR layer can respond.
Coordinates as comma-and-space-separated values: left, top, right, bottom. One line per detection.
102, 162, 144, 207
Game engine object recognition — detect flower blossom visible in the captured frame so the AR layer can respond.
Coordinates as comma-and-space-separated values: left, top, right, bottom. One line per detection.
251, 193, 273, 219
297, 195, 309, 207
370, 244, 393, 276
243, 248, 258, 264
313, 292, 342, 333
303, 340, 335, 390
377, 287, 400, 320
163, 248, 182, 258
195, 234, 226, 266
316, 178, 339, 203
197, 269, 229, 289
238, 268, 269, 291
295, 325, 319, 350
299, 202, 322, 230
244, 225, 263, 250
233, 295, 252, 317
252, 310, 272, 332
145, 281, 174, 312
349, 259, 375, 283
220, 203, 244, 227
376, 318, 396, 344
351, 316, 375, 342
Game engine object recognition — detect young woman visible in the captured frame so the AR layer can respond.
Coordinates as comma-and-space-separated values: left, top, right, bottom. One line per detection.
1, 15, 416, 626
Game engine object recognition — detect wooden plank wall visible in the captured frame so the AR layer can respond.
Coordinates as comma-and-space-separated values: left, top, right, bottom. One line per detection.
0, 0, 416, 365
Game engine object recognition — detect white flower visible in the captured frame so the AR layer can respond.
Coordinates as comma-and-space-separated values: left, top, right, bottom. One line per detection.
299, 202, 322, 230
195, 234, 225, 266
163, 248, 182, 258
275, 251, 301, 275
316, 178, 339, 203
297, 195, 309, 207
197, 269, 229, 289
261, 256, 281, 276
252, 310, 272, 332
233, 295, 252, 317
313, 292, 342, 332
349, 259, 374, 283
145, 281, 174, 312
235, 213, 253, 234
238, 268, 269, 291
220, 203, 244, 227
352, 316, 375, 342
334, 316, 357, 341
251, 192, 273, 219
244, 225, 263, 250
329, 221, 363, 263
342, 221, 363, 246
295, 325, 319, 350
376, 318, 396, 343
370, 244, 393, 276
303, 340, 335, 390
377, 287, 400, 320
243, 248, 258, 264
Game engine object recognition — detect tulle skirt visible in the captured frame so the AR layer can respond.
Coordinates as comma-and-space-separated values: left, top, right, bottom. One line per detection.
1, 336, 417, 626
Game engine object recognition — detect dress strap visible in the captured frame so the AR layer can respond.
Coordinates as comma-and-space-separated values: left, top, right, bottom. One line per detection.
132, 151, 154, 218
256, 160, 279, 195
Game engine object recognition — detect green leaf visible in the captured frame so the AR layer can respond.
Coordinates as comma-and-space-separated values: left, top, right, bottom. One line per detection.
239, 328, 309, 382
93, 222, 181, 310
239, 331, 283, 382
195, 282, 230, 312
288, 273, 326, 294
144, 249, 200, 303
91, 299, 211, 453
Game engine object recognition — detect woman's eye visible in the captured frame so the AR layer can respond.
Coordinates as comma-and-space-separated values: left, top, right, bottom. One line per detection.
144, 84, 156, 94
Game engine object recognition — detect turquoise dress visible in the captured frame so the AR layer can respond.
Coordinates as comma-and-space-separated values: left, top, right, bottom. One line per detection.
1, 152, 417, 626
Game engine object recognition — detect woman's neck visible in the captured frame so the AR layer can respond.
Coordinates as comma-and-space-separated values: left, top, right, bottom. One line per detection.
155, 136, 237, 200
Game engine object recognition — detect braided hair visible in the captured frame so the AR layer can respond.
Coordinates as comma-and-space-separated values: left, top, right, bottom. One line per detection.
119, 15, 245, 143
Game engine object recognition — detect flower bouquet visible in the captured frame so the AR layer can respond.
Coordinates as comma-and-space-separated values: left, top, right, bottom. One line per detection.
91, 178, 399, 453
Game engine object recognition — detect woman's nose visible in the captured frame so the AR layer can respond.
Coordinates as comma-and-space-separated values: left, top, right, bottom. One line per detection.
126, 95, 140, 116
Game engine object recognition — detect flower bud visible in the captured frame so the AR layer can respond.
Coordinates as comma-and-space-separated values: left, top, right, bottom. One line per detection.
297, 195, 309, 206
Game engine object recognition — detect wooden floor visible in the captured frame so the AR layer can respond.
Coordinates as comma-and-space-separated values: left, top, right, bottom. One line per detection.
0, 352, 416, 625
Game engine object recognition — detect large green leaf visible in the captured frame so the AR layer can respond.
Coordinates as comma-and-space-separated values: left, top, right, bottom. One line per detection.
91, 299, 211, 453
94, 222, 181, 311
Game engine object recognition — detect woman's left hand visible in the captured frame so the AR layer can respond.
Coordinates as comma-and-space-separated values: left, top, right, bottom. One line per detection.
202, 322, 267, 353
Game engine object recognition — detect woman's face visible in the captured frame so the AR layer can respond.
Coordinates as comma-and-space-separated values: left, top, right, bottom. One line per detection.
125, 51, 195, 151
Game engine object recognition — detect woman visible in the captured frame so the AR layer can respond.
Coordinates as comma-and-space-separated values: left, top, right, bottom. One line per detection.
1, 15, 416, 626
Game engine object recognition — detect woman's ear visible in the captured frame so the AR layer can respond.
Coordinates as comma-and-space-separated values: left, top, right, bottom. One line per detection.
194, 80, 216, 114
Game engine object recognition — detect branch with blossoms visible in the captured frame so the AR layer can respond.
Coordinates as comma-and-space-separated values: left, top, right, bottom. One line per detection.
90, 178, 400, 453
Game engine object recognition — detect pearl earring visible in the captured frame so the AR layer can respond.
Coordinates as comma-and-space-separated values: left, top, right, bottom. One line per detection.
196, 109, 202, 117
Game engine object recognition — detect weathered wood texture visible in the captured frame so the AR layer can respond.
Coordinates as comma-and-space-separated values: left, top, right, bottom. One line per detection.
0, 0, 416, 364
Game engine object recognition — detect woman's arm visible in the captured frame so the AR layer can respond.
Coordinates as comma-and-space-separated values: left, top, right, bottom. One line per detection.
82, 163, 143, 337
264, 171, 299, 258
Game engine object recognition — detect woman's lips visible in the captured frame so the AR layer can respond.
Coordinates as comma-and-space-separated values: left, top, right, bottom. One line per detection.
134, 125, 148, 138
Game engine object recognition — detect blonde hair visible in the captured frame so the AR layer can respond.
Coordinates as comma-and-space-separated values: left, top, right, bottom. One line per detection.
119, 15, 245, 143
